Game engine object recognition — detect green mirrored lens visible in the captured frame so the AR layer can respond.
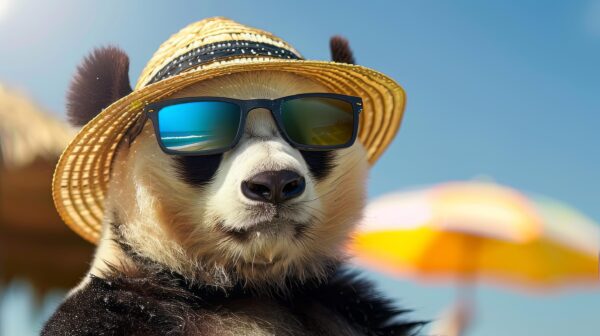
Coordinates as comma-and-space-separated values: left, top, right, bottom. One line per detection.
281, 97, 354, 147
157, 101, 241, 153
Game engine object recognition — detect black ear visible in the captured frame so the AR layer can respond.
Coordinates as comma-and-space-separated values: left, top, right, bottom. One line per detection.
67, 46, 133, 127
330, 36, 355, 64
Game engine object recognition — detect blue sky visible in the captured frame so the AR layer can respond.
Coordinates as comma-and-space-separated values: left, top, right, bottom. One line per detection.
0, 1, 599, 335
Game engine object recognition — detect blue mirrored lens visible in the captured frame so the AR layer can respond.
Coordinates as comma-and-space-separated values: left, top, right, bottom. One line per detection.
157, 101, 241, 153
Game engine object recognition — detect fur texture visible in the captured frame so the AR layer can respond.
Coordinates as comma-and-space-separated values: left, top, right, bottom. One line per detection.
330, 37, 355, 64
300, 151, 336, 181
45, 70, 423, 334
91, 72, 369, 290
67, 46, 132, 126
43, 264, 424, 335
174, 154, 224, 188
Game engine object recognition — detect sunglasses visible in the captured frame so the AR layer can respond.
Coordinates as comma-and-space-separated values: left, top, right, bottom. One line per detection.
137, 93, 363, 155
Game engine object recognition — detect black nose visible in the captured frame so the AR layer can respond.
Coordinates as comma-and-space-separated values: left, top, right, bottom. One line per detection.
242, 170, 306, 204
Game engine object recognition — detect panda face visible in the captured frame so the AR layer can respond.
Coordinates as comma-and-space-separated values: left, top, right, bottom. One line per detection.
105, 71, 369, 287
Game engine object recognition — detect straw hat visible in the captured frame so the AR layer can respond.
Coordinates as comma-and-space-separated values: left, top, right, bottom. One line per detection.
53, 17, 406, 244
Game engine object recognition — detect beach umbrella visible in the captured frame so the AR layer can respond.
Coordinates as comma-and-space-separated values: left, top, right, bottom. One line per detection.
351, 181, 599, 289
350, 181, 599, 334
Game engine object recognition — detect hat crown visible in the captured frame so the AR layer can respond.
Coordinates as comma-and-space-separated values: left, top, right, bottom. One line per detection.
136, 17, 302, 89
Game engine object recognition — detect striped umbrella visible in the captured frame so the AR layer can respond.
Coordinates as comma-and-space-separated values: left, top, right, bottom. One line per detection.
351, 182, 599, 289
350, 182, 599, 335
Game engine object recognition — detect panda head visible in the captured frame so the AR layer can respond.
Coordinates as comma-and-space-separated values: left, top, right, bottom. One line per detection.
69, 40, 368, 289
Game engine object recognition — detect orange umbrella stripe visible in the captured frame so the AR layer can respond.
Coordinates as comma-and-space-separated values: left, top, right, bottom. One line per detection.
350, 229, 599, 287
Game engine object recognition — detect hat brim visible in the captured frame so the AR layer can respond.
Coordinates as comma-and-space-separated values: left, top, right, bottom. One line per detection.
53, 58, 406, 244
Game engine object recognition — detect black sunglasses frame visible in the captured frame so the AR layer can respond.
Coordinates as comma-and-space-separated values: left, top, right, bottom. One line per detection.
140, 93, 363, 156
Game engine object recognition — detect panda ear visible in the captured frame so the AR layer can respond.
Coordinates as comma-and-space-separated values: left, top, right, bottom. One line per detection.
329, 36, 355, 64
67, 46, 132, 127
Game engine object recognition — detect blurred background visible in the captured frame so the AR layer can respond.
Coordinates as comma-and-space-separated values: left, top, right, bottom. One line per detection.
0, 0, 598, 335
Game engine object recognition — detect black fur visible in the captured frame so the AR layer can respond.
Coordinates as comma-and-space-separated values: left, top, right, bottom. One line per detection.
330, 36, 356, 64
173, 151, 335, 187
41, 267, 208, 336
303, 273, 423, 335
300, 150, 336, 181
67, 46, 132, 127
45, 217, 425, 335
173, 155, 223, 188
42, 265, 424, 336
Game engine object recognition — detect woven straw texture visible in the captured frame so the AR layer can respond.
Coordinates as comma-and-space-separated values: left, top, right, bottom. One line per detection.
53, 17, 406, 243
0, 84, 74, 168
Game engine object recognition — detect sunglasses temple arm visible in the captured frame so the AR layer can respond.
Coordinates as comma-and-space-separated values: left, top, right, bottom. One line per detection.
124, 112, 149, 147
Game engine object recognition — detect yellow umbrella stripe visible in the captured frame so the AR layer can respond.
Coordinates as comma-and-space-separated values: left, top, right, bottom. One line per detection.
351, 229, 599, 289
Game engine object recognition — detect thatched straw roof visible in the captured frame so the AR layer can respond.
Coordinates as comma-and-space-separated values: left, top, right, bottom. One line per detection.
0, 83, 94, 294
0, 84, 74, 168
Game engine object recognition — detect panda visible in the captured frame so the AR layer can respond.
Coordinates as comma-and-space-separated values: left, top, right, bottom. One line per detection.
42, 31, 423, 336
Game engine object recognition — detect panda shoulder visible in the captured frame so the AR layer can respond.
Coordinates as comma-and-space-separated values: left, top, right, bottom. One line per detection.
41, 267, 202, 335
304, 269, 426, 335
